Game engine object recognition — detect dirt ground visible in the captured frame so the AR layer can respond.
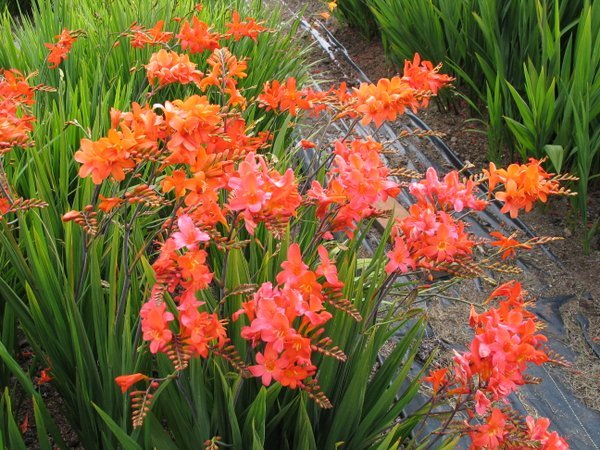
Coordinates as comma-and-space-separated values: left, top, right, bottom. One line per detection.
273, 0, 600, 412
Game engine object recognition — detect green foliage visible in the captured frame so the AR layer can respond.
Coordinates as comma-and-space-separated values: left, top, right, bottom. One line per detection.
334, 0, 379, 38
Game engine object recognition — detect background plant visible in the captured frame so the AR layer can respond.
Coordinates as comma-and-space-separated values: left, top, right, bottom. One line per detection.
331, 0, 379, 38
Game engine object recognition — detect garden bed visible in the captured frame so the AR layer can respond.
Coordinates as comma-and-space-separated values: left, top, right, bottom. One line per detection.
1, 0, 598, 448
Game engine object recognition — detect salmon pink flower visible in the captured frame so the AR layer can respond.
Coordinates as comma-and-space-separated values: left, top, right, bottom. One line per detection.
249, 346, 289, 386
385, 238, 414, 274
454, 281, 550, 402
388, 205, 474, 270
467, 408, 507, 449
277, 244, 309, 286
474, 390, 491, 415
316, 245, 341, 285
228, 153, 301, 234
427, 280, 567, 449
307, 139, 400, 237
409, 167, 486, 212
140, 301, 174, 353
526, 417, 569, 449
172, 214, 210, 250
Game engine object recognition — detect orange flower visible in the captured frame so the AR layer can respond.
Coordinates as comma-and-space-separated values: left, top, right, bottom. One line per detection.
0, 69, 36, 106
98, 195, 123, 213
74, 127, 137, 184
198, 48, 247, 107
423, 368, 448, 395
300, 139, 316, 149
129, 20, 173, 48
176, 248, 214, 291
160, 95, 222, 166
225, 11, 268, 42
489, 231, 532, 259
37, 368, 53, 385
0, 69, 36, 152
45, 29, 78, 68
145, 49, 203, 87
115, 373, 148, 393
110, 102, 167, 155
0, 101, 35, 151
402, 53, 454, 96
353, 77, 419, 127
178, 299, 227, 358
19, 414, 29, 434
177, 16, 221, 54
257, 78, 312, 116
161, 169, 188, 198
484, 159, 566, 218
0, 197, 10, 216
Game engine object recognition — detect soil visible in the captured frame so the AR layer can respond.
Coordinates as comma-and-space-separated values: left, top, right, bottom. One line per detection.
13, 340, 81, 448
272, 0, 600, 413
